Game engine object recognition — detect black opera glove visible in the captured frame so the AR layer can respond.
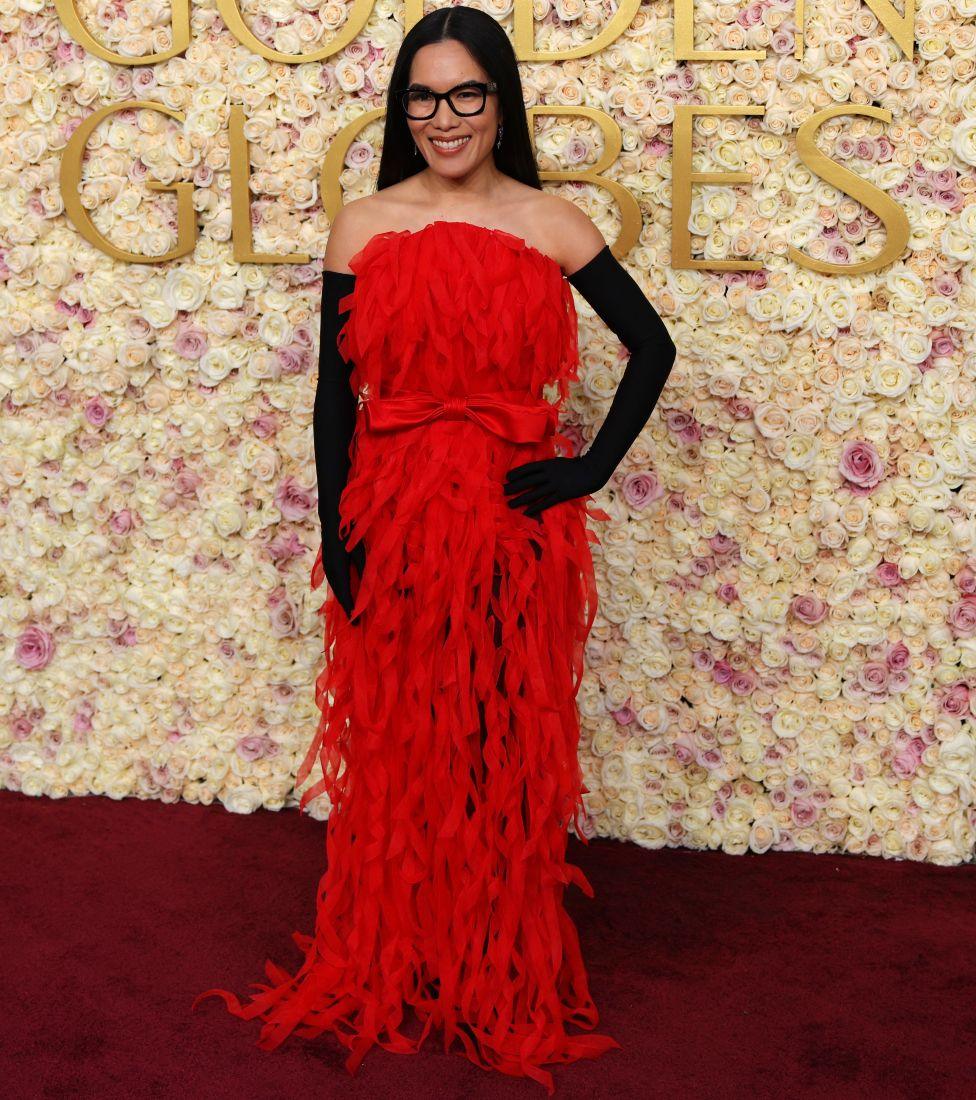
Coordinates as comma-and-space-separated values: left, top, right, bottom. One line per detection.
504, 244, 678, 518
316, 269, 365, 624
502, 455, 604, 519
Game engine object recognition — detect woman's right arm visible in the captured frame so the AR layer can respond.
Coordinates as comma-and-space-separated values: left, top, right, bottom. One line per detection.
315, 236, 363, 622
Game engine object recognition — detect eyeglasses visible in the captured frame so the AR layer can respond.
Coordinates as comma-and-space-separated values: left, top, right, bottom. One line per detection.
396, 81, 498, 120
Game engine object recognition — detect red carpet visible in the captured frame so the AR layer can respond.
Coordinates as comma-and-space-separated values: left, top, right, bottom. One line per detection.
2, 789, 973, 1099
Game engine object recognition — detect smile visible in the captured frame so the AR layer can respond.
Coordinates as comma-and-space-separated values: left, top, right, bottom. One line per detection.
430, 136, 471, 150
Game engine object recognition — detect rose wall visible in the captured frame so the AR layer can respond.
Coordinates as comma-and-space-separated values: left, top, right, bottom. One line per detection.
2, 1, 976, 865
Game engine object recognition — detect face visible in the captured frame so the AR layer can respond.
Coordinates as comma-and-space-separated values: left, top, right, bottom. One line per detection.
403, 40, 502, 177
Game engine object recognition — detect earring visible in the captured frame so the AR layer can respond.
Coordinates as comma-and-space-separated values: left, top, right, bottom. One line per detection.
495, 124, 503, 149
414, 142, 420, 157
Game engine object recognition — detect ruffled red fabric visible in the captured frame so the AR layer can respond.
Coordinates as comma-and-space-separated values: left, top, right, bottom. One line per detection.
192, 220, 619, 1094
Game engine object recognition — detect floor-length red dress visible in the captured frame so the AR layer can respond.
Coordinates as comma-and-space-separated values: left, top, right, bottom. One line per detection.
192, 219, 619, 1094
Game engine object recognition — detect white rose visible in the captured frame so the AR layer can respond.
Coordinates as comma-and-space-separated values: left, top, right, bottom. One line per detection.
951, 117, 976, 167
210, 276, 246, 310
210, 499, 246, 539
163, 269, 207, 313
222, 785, 265, 814
197, 347, 236, 384
257, 311, 293, 348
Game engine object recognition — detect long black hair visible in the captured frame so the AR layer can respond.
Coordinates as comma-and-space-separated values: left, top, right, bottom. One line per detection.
376, 6, 541, 192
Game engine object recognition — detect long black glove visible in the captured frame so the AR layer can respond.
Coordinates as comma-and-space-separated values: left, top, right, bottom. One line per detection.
315, 269, 365, 623
503, 245, 677, 518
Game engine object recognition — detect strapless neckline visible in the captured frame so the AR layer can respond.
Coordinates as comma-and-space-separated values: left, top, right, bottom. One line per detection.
354, 219, 563, 279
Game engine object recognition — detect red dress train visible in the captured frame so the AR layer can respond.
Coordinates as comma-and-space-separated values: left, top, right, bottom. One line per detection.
192, 219, 620, 1094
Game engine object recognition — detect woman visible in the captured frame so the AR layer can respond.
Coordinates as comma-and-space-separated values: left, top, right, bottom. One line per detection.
193, 6, 676, 1094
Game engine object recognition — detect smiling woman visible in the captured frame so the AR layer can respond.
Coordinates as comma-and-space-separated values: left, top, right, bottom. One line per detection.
397, 50, 504, 172
191, 6, 653, 1095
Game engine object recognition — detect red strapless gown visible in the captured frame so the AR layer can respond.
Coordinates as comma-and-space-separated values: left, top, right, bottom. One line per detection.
192, 220, 619, 1094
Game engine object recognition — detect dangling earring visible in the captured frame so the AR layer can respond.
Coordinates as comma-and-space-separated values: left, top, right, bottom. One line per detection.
414, 142, 420, 157
495, 124, 503, 149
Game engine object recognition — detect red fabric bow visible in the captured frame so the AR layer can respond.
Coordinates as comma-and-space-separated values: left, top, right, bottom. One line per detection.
362, 391, 558, 444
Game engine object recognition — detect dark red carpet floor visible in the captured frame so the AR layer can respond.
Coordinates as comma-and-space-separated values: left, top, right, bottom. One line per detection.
2, 789, 974, 1099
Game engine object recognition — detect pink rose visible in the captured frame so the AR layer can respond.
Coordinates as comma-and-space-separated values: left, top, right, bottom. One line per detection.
730, 670, 755, 695
266, 530, 307, 565
276, 344, 312, 375
698, 747, 723, 769
174, 468, 202, 496
275, 474, 315, 520
892, 737, 925, 779
948, 596, 976, 637
887, 668, 911, 692
84, 396, 111, 428
554, 422, 586, 458
875, 561, 903, 587
791, 593, 828, 625
693, 650, 714, 672
941, 682, 970, 715
621, 470, 662, 509
932, 278, 959, 301
672, 734, 696, 766
268, 596, 299, 638
236, 735, 271, 761
288, 263, 320, 287
611, 704, 635, 725
109, 509, 134, 534
10, 715, 33, 741
956, 564, 976, 595
712, 659, 732, 684
15, 625, 55, 670
736, 3, 763, 26
859, 661, 890, 693
790, 797, 818, 827
717, 583, 738, 603
886, 641, 910, 671
251, 413, 278, 440
891, 749, 920, 779
709, 533, 739, 555
839, 440, 884, 492
665, 409, 701, 442
174, 325, 208, 359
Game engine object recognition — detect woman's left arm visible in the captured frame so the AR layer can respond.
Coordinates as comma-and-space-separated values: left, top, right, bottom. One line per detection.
504, 245, 678, 518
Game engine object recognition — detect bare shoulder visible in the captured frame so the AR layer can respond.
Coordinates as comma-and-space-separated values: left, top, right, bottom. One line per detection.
540, 195, 607, 275
323, 195, 394, 274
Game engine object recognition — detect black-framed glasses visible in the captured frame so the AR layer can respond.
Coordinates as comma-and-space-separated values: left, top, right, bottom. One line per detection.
396, 80, 498, 120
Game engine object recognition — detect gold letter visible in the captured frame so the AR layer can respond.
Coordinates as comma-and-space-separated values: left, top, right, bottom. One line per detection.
216, 0, 372, 63
864, 0, 916, 59
229, 105, 311, 263
61, 101, 195, 263
513, 0, 643, 61
530, 106, 642, 258
675, 0, 765, 62
790, 105, 909, 274
672, 104, 765, 271
53, 0, 189, 64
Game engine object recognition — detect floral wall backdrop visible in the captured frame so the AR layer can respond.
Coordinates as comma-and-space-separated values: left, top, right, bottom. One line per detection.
2, 1, 975, 865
